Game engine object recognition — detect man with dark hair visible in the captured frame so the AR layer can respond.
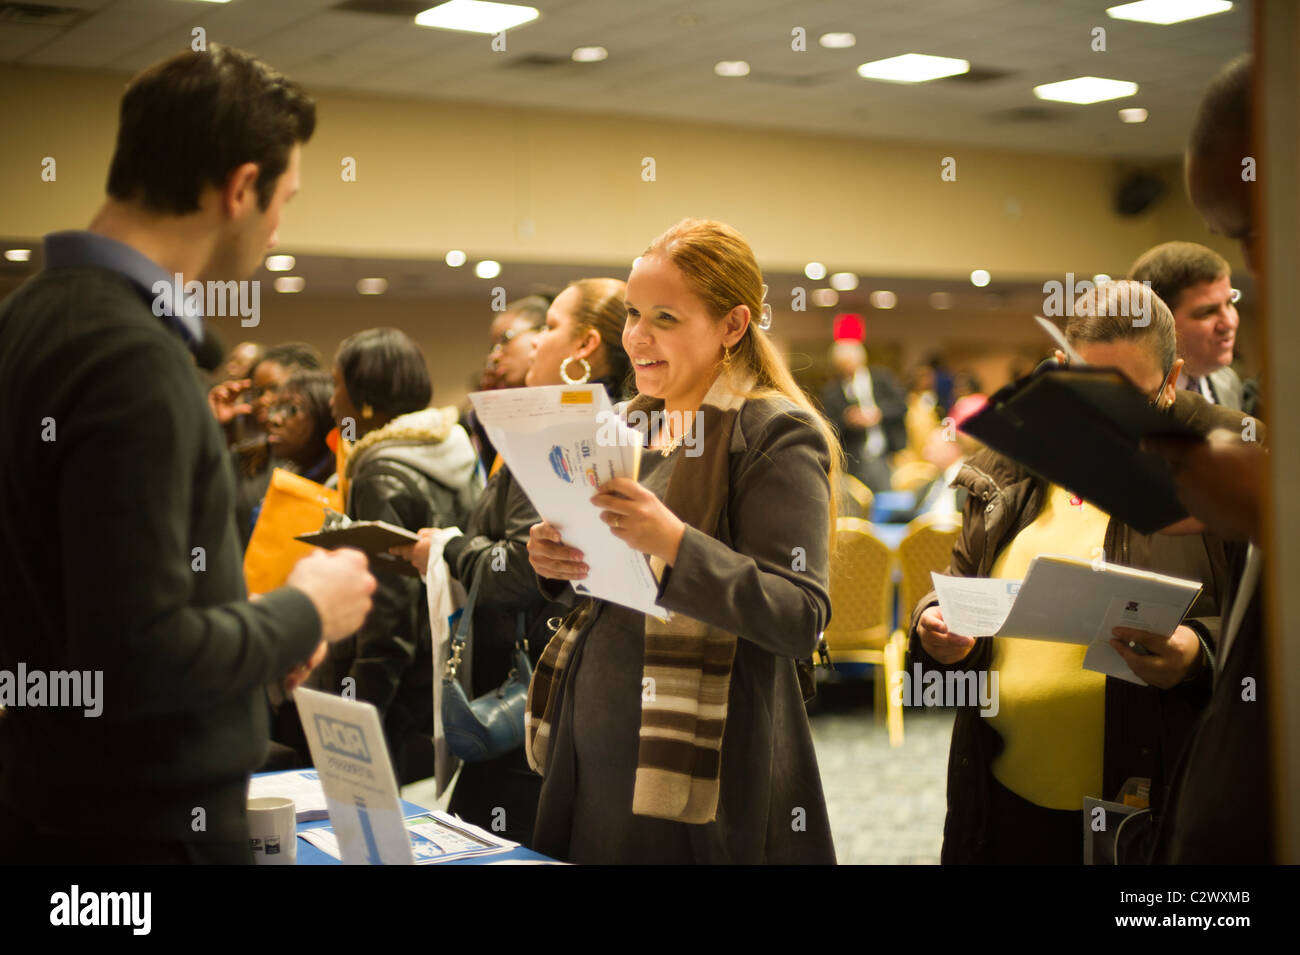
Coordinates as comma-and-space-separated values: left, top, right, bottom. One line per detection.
0, 46, 376, 864
1145, 53, 1274, 865
1128, 241, 1246, 410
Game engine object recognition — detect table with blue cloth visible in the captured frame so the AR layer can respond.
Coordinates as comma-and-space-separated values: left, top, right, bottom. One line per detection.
251, 771, 557, 865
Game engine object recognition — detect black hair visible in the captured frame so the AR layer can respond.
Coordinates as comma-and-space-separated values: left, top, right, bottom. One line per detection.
253, 341, 322, 377
281, 370, 335, 456
336, 328, 432, 417
106, 44, 316, 214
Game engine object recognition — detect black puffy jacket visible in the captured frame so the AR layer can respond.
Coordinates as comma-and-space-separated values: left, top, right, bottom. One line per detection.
310, 408, 482, 777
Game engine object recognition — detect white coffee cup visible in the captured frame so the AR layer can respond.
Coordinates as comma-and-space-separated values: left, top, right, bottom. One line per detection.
248, 796, 297, 865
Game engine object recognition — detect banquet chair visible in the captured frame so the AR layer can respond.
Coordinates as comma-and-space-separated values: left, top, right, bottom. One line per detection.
837, 473, 874, 519
890, 460, 940, 493
824, 517, 904, 747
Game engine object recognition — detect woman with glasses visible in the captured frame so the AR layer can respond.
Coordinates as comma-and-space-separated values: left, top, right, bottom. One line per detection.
909, 280, 1260, 865
245, 371, 337, 539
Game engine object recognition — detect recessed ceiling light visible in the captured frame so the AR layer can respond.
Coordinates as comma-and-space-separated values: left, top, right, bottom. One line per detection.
357, 278, 388, 295
929, 292, 953, 309
274, 276, 304, 293
1033, 77, 1138, 105
970, 269, 991, 287
869, 290, 898, 309
572, 46, 607, 62
811, 289, 839, 308
265, 255, 295, 272
1106, 0, 1232, 25
4, 249, 32, 262
1118, 107, 1148, 123
857, 54, 969, 84
475, 260, 501, 279
415, 1, 539, 35
1093, 274, 1112, 285
805, 262, 827, 281
715, 61, 750, 77
819, 33, 856, 49
445, 250, 467, 267
830, 272, 858, 291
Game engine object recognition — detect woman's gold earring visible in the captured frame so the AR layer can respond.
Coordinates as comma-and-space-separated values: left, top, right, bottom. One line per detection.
721, 345, 732, 368
362, 403, 374, 418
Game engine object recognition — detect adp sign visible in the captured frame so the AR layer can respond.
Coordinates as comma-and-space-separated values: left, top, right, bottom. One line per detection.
293, 687, 414, 865
315, 715, 371, 763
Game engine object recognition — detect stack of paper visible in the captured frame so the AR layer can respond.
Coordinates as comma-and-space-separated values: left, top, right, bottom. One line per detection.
931, 555, 1203, 684
299, 811, 516, 864
469, 384, 665, 618
248, 769, 329, 822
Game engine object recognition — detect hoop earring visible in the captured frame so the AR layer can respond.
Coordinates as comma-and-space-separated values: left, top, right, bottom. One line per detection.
559, 356, 591, 385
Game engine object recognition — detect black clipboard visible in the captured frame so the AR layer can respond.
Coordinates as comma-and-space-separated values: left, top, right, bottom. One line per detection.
296, 521, 422, 577
958, 366, 1201, 534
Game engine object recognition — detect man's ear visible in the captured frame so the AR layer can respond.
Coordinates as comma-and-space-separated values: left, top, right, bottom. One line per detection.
222, 161, 262, 218
1164, 357, 1185, 407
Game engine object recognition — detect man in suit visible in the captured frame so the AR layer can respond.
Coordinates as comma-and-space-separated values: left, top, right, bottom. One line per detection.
1128, 241, 1250, 412
1143, 54, 1273, 864
820, 336, 907, 492
0, 46, 376, 863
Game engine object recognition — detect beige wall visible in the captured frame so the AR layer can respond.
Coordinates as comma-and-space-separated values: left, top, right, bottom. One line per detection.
0, 64, 1244, 280
2, 64, 1257, 409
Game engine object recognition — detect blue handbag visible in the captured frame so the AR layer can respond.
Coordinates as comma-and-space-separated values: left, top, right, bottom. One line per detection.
441, 557, 532, 762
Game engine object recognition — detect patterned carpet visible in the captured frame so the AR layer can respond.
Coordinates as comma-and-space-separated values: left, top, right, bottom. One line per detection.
406, 675, 955, 864
807, 680, 954, 865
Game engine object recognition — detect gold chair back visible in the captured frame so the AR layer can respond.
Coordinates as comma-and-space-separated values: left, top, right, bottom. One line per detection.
837, 473, 875, 519
826, 517, 893, 651
898, 512, 963, 622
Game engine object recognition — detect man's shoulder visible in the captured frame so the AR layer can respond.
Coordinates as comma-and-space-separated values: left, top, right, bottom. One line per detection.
1, 268, 179, 357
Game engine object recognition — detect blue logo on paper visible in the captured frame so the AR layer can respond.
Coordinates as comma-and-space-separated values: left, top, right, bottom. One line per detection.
548, 445, 573, 483
315, 715, 371, 763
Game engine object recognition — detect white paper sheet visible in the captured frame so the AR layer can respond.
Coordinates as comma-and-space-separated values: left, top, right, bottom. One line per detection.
248, 770, 329, 822
299, 811, 515, 865
470, 385, 665, 618
931, 555, 1202, 684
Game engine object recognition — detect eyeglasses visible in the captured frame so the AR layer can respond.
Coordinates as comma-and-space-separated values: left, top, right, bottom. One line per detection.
490, 325, 538, 351
267, 402, 302, 419
1147, 365, 1176, 409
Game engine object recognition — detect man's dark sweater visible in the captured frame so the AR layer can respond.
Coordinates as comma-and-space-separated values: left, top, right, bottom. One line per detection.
0, 263, 321, 845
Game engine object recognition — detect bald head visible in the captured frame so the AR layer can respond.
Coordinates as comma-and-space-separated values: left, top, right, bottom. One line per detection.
1185, 55, 1257, 274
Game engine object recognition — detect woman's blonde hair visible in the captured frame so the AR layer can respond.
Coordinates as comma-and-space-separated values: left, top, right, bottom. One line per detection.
641, 217, 845, 537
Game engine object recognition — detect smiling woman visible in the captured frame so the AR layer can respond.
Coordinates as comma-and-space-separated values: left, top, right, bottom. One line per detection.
523, 218, 846, 864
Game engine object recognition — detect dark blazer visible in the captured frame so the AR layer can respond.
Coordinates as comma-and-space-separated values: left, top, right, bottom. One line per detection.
819, 366, 908, 456
0, 267, 320, 844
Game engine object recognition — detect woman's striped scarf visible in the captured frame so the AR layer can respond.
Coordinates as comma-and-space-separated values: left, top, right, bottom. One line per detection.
525, 369, 754, 824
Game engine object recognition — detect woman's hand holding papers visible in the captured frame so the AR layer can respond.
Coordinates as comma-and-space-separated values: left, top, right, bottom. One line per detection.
1109, 624, 1203, 688
917, 606, 976, 664
528, 521, 589, 581
591, 477, 687, 567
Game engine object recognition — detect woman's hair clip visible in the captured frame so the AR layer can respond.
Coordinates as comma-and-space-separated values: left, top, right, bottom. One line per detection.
758, 283, 773, 332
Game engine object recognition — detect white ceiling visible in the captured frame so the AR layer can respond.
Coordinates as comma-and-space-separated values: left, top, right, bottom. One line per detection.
0, 0, 1251, 159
